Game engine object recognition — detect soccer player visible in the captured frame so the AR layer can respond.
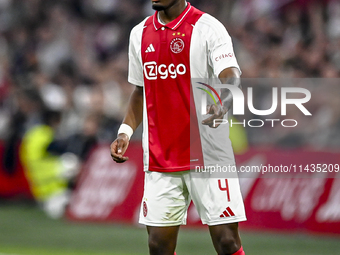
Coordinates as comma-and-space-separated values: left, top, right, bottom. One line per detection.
111, 0, 246, 254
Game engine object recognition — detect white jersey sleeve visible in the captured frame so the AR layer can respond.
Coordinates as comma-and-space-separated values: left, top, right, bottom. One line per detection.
128, 18, 148, 87
204, 14, 241, 77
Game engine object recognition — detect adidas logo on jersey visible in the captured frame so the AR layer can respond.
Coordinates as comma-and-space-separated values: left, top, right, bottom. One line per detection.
145, 44, 155, 53
220, 207, 235, 218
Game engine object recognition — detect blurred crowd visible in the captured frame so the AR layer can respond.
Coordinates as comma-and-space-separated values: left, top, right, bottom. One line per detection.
225, 0, 340, 149
0, 0, 339, 174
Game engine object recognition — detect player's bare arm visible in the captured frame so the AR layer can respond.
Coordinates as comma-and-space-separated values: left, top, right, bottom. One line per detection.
110, 86, 143, 163
202, 67, 241, 128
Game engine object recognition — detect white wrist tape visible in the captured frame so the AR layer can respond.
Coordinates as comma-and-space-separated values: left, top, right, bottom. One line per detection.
118, 124, 134, 140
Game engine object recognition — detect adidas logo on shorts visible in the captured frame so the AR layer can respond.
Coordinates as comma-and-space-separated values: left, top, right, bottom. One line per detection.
220, 207, 235, 218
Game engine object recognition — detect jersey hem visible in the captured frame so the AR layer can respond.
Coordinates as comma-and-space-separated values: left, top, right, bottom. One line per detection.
147, 165, 193, 172
144, 161, 236, 172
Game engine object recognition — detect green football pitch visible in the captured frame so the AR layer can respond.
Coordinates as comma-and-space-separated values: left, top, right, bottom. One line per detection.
0, 202, 339, 255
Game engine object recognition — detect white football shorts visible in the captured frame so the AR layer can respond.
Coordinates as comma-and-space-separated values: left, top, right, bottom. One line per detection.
139, 170, 246, 226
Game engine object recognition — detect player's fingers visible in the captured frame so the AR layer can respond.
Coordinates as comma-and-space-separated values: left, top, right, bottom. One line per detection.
117, 139, 123, 154
110, 141, 119, 157
206, 104, 213, 114
111, 151, 129, 163
202, 105, 227, 127
119, 137, 130, 155
207, 121, 220, 128
111, 136, 130, 163
206, 104, 217, 114
110, 141, 124, 161
217, 112, 225, 120
202, 113, 218, 125
220, 106, 228, 116
113, 156, 129, 163
205, 114, 226, 128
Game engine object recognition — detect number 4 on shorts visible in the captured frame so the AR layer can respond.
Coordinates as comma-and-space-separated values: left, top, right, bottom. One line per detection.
218, 179, 230, 202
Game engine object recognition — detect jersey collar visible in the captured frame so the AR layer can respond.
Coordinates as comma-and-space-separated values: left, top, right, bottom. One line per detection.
153, 2, 192, 31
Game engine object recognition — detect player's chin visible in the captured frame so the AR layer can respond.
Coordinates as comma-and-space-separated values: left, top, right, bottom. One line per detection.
152, 3, 165, 11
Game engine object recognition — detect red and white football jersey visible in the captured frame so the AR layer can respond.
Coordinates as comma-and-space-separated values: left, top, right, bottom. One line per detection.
128, 3, 241, 172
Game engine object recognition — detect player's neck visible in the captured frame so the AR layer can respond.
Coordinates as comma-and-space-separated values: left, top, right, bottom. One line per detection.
158, 1, 187, 24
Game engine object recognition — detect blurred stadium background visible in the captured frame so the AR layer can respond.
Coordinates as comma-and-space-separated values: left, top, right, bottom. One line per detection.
0, 0, 339, 254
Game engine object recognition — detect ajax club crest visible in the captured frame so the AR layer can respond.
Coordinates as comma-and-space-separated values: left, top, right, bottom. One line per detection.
170, 38, 185, 54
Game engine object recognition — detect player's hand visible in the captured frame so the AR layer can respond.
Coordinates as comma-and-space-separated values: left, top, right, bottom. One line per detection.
110, 133, 130, 163
202, 104, 228, 128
